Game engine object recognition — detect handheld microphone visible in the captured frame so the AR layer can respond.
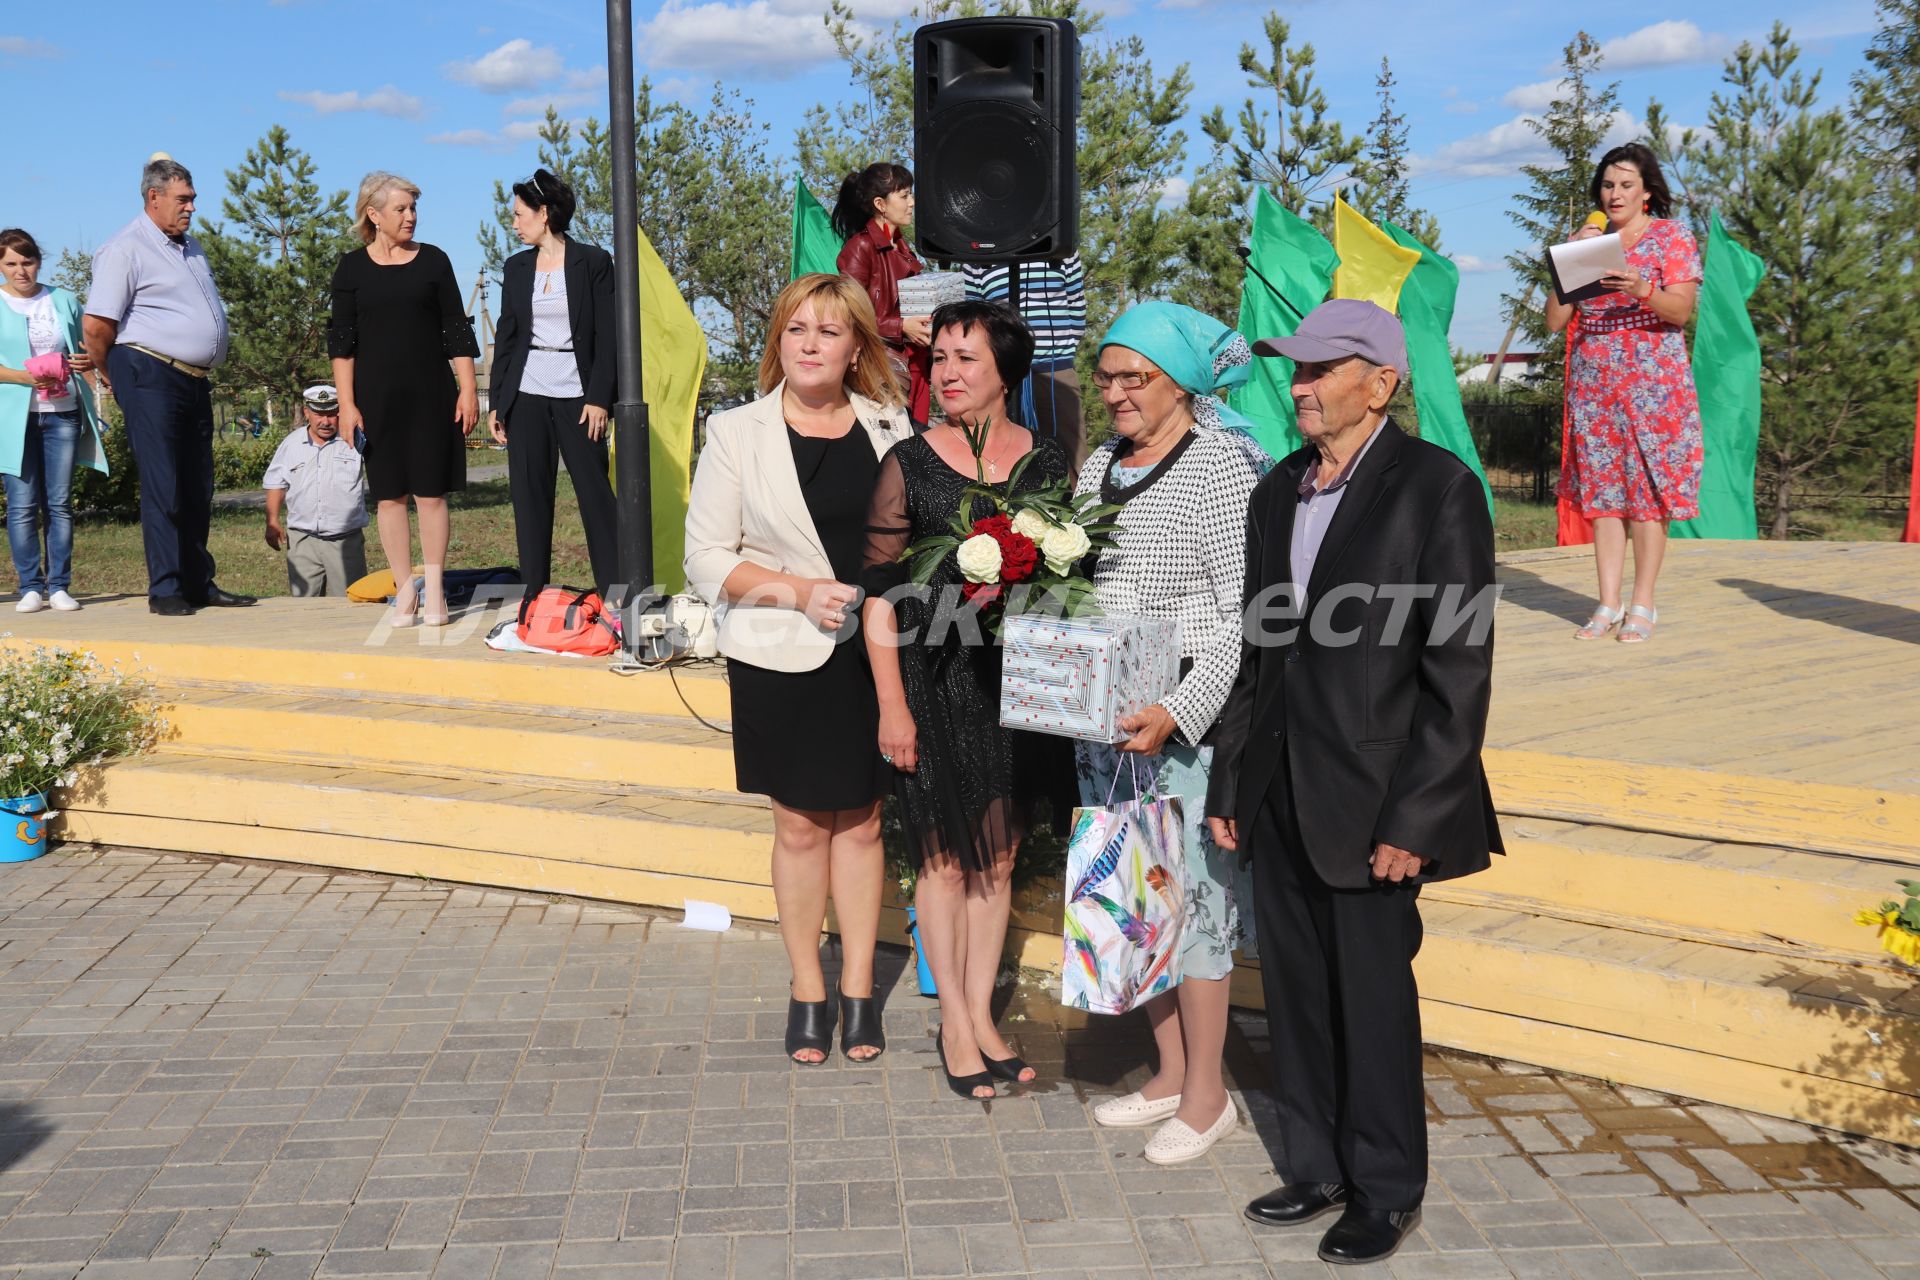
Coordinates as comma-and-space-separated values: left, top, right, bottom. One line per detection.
1581, 211, 1609, 233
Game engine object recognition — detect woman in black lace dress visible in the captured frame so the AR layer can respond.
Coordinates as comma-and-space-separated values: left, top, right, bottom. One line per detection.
862, 301, 1072, 1099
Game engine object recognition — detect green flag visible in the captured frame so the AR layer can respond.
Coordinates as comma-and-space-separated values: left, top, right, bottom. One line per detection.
1672, 212, 1763, 540
1229, 188, 1336, 459
790, 177, 841, 280
1383, 222, 1493, 515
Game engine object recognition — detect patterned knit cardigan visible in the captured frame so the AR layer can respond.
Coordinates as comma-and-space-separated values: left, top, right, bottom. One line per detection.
1073, 429, 1260, 748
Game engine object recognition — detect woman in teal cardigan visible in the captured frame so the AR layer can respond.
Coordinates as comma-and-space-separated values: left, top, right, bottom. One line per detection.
0, 228, 109, 612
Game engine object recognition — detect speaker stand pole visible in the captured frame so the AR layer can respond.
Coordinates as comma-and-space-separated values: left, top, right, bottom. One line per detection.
606, 0, 656, 654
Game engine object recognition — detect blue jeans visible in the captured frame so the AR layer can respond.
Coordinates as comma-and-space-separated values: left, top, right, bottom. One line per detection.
4, 409, 79, 595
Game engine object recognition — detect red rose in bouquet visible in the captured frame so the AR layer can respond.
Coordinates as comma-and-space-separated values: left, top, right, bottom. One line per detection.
960, 581, 1004, 607
972, 514, 1038, 583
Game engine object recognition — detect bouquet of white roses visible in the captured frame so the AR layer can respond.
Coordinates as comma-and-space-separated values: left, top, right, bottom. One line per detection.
902, 418, 1121, 617
0, 644, 165, 804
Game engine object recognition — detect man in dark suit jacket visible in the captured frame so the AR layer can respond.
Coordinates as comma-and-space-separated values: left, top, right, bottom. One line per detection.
1206, 300, 1503, 1266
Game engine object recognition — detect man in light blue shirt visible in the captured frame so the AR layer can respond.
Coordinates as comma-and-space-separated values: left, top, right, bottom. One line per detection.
264, 385, 369, 597
82, 156, 251, 615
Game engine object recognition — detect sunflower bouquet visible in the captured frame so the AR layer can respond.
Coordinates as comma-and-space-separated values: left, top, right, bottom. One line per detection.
900, 416, 1121, 617
1855, 881, 1920, 968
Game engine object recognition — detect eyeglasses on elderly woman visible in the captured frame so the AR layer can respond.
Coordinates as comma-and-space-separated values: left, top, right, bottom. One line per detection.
1089, 369, 1165, 391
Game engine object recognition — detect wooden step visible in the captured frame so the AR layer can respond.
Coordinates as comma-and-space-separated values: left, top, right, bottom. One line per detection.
1418, 898, 1920, 1145
1485, 748, 1920, 866
1432, 814, 1908, 962
154, 682, 737, 793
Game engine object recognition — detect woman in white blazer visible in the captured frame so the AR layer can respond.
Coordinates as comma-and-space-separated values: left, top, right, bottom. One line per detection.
684, 273, 913, 1066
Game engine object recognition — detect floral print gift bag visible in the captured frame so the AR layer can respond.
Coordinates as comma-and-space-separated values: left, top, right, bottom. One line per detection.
1060, 757, 1191, 1014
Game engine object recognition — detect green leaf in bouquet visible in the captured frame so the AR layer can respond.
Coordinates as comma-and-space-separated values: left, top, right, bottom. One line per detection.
1003, 450, 1037, 492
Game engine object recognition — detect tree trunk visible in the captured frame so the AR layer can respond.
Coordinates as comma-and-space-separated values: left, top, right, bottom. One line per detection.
1770, 472, 1793, 540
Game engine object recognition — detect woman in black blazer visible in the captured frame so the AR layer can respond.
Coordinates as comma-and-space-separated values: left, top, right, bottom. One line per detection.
488, 170, 618, 598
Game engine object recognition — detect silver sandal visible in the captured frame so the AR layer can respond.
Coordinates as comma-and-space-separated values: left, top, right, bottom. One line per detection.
1573, 603, 1624, 640
1618, 604, 1658, 643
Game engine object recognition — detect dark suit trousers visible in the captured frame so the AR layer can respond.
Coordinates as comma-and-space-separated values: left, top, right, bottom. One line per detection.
1252, 775, 1427, 1211
109, 346, 215, 601
505, 393, 619, 597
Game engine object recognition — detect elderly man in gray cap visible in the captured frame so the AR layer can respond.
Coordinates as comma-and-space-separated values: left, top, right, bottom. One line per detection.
263, 385, 368, 597
1206, 299, 1503, 1265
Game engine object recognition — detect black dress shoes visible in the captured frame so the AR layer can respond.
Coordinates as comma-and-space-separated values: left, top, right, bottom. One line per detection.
1245, 1182, 1348, 1227
1318, 1204, 1422, 1265
149, 595, 196, 616
188, 585, 256, 608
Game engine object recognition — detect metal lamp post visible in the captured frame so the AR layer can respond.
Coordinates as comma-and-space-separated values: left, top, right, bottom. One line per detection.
606, 0, 654, 647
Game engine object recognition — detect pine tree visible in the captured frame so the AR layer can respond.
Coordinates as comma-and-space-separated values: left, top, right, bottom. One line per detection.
198, 126, 357, 417
1500, 33, 1620, 357
1682, 24, 1910, 536
1854, 0, 1920, 194
1199, 12, 1362, 228
1352, 57, 1442, 249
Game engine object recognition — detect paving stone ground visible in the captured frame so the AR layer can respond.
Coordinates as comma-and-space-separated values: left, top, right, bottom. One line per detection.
2, 846, 1917, 1280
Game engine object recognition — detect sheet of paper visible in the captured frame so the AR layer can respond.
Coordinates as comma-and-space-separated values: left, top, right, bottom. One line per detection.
1547, 232, 1629, 304
680, 899, 732, 932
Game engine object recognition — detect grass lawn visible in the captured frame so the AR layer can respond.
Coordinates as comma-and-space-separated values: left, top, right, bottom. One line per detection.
62, 475, 596, 600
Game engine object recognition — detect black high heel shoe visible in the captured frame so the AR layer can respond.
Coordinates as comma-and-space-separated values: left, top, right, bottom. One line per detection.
982, 1052, 1034, 1084
785, 995, 834, 1064
935, 1028, 994, 1100
838, 987, 885, 1061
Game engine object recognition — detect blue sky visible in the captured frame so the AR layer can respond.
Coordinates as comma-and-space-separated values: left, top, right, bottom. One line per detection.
1, 0, 1880, 357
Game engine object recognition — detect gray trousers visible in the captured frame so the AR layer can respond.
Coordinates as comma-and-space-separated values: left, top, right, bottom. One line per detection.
286, 529, 368, 597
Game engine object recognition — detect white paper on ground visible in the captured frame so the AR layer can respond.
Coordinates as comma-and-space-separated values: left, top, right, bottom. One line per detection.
1547, 232, 1629, 303
681, 899, 732, 931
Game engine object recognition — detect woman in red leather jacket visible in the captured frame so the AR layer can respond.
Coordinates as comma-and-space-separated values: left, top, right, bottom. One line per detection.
833, 163, 931, 422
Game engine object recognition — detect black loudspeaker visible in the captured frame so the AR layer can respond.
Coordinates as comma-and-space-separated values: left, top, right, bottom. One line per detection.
913, 17, 1079, 262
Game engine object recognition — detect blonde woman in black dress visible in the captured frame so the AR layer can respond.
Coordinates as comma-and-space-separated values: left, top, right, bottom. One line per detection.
685, 274, 912, 1064
329, 172, 480, 626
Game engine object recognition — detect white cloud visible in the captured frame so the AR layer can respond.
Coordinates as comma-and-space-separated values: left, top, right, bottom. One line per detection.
425, 120, 549, 150
1414, 110, 1638, 180
504, 66, 608, 118
445, 39, 566, 92
640, 0, 837, 73
1503, 79, 1565, 112
0, 35, 58, 57
1600, 20, 1730, 71
279, 86, 426, 120
1159, 177, 1191, 205
1449, 254, 1502, 274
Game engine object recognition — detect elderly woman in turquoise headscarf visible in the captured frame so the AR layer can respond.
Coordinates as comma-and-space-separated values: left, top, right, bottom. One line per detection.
1075, 301, 1264, 1165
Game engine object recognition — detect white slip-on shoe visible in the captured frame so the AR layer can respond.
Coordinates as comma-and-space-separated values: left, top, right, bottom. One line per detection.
49, 590, 80, 611
14, 591, 45, 614
1143, 1101, 1238, 1165
1093, 1090, 1182, 1129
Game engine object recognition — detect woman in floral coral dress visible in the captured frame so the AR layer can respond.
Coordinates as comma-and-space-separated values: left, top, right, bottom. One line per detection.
1547, 142, 1704, 644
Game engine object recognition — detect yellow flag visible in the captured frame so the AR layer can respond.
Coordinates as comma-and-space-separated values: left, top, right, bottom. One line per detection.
611, 225, 707, 595
1331, 195, 1421, 314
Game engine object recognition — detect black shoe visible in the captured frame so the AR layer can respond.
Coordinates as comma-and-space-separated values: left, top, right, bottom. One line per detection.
1317, 1205, 1422, 1265
187, 584, 255, 608
784, 996, 834, 1064
149, 595, 196, 616
934, 1028, 994, 1100
982, 1053, 1033, 1084
838, 987, 885, 1062
1246, 1182, 1349, 1227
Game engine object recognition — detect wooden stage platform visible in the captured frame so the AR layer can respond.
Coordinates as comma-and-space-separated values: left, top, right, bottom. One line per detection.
6, 540, 1918, 1141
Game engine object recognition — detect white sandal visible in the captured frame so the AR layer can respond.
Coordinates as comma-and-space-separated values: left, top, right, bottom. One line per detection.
1618, 604, 1658, 644
1573, 603, 1623, 640
1093, 1090, 1181, 1129
1143, 1101, 1238, 1165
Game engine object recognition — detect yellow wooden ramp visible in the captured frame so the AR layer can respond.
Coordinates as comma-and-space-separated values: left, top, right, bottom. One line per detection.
12, 539, 1920, 1144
